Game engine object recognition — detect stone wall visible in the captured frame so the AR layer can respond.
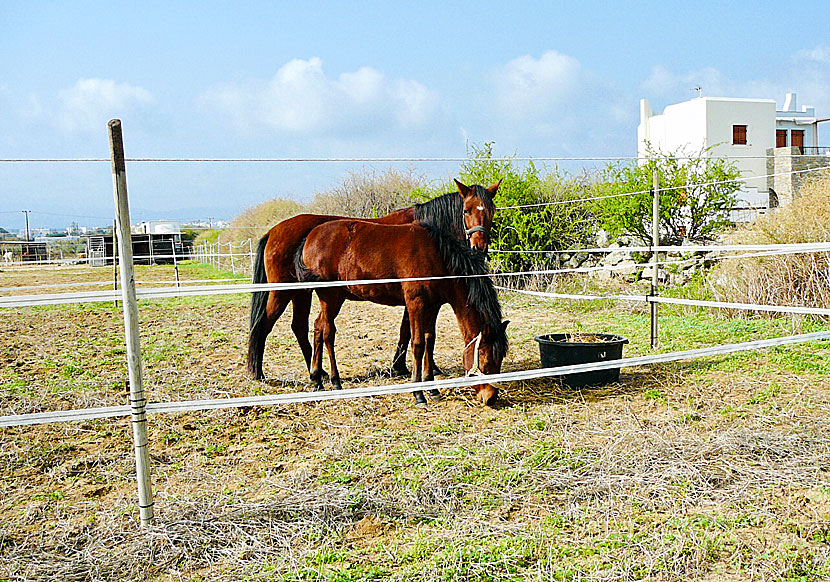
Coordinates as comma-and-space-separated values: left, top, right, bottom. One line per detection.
766, 147, 830, 207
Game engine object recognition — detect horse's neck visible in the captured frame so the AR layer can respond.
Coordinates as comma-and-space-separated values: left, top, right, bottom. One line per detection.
449, 287, 484, 344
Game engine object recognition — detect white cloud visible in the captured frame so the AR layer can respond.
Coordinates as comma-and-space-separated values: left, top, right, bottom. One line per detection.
640, 46, 830, 115
57, 78, 155, 133
641, 65, 731, 100
795, 45, 830, 64
199, 58, 441, 136
493, 51, 581, 121
482, 51, 635, 156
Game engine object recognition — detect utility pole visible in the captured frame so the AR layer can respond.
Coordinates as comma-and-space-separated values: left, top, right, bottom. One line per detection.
22, 210, 31, 241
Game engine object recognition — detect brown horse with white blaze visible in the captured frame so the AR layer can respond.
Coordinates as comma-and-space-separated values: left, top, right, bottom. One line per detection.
247, 180, 500, 381
294, 220, 509, 407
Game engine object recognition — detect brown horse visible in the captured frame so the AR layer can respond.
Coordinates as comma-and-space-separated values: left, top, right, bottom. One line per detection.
295, 220, 509, 407
247, 180, 500, 380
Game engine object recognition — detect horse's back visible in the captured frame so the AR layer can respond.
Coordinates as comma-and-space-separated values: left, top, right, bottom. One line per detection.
262, 214, 349, 282
303, 220, 443, 280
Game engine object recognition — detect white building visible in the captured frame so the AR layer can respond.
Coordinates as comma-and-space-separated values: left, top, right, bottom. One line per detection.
638, 92, 824, 208
132, 220, 182, 235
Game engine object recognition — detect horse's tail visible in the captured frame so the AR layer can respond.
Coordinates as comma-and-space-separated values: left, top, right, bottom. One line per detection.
292, 237, 320, 283
247, 234, 271, 378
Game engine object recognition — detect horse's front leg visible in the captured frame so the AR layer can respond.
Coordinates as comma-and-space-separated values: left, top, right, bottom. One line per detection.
423, 308, 443, 401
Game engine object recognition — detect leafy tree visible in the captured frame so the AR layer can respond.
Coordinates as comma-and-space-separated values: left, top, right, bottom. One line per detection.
591, 145, 741, 244
456, 142, 594, 272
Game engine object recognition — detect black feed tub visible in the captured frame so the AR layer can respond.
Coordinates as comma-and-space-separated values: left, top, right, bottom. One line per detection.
534, 333, 629, 388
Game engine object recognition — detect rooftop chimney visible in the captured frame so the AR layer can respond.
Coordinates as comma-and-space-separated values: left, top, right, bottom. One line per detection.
783, 92, 797, 112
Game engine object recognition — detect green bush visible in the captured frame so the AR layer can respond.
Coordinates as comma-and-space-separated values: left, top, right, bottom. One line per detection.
591, 145, 741, 245
456, 142, 595, 273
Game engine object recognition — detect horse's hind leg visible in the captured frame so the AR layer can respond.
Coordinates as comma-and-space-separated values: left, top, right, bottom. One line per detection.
290, 290, 314, 371
248, 290, 292, 380
311, 292, 345, 391
390, 308, 411, 377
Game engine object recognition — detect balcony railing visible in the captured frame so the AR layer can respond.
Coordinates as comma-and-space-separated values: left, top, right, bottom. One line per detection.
802, 146, 830, 156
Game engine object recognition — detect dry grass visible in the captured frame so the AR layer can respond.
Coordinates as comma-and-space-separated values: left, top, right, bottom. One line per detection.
307, 167, 426, 218
226, 198, 305, 247
711, 170, 830, 313
2, 265, 830, 580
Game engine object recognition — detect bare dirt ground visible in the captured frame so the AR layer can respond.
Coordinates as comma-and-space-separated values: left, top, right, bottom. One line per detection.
2, 263, 830, 580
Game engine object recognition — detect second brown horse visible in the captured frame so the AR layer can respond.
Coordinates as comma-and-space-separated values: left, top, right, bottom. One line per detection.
295, 220, 509, 406
247, 180, 500, 380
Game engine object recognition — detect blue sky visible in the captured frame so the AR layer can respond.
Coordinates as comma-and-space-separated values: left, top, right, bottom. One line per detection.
2, 1, 829, 230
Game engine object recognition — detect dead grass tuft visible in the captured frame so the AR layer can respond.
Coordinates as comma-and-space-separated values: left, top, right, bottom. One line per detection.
711, 170, 830, 314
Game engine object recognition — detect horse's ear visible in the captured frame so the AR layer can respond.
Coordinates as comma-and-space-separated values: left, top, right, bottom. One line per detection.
454, 179, 471, 198
488, 179, 502, 193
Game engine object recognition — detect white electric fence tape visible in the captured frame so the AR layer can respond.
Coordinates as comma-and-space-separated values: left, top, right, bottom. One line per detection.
3, 330, 828, 429
3, 242, 830, 309
498, 287, 830, 318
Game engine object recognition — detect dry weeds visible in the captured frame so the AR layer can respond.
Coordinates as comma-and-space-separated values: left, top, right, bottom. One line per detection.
711, 170, 830, 314
2, 265, 830, 580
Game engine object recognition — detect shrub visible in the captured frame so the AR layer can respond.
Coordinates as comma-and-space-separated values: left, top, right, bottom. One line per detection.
456, 142, 595, 273
307, 167, 426, 218
228, 198, 305, 244
591, 146, 741, 245
709, 170, 830, 315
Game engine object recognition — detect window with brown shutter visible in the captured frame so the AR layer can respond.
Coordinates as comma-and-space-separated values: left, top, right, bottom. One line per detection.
733, 125, 747, 145
776, 129, 788, 148
791, 130, 804, 152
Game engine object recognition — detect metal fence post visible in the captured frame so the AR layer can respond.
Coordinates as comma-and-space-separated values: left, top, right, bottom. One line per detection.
248, 238, 254, 273
651, 170, 660, 349
108, 119, 154, 527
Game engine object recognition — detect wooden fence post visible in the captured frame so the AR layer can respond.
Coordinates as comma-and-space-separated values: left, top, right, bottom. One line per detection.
108, 119, 154, 527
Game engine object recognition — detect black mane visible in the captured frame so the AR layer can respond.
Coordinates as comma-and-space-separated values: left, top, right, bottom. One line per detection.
422, 224, 508, 361
412, 185, 496, 238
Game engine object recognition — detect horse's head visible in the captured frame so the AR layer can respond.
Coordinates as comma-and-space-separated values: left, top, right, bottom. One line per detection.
462, 320, 509, 406
454, 179, 500, 253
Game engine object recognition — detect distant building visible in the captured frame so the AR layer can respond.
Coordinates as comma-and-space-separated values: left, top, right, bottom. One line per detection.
86, 221, 185, 266
638, 92, 828, 210
132, 220, 182, 235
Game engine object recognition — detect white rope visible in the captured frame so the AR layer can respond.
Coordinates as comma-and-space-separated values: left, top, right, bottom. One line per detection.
3, 242, 830, 309
498, 286, 830, 317
3, 330, 828, 428
498, 165, 829, 210
2, 154, 827, 163
491, 242, 830, 255
0, 277, 249, 293
4, 242, 827, 295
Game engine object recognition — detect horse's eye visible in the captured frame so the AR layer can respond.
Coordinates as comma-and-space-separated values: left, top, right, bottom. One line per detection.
464, 209, 471, 215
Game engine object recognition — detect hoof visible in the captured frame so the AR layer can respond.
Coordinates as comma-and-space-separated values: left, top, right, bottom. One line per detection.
331, 379, 343, 391
428, 389, 443, 402
430, 366, 444, 377
390, 366, 411, 378
313, 382, 325, 392
413, 391, 427, 408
